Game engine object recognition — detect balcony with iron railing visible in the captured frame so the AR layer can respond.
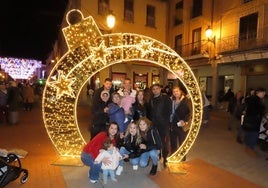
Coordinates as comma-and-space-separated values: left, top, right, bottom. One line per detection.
175, 40, 212, 59
218, 31, 268, 55
176, 29, 268, 62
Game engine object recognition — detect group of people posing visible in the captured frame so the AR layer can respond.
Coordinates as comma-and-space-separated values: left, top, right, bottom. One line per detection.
80, 78, 191, 184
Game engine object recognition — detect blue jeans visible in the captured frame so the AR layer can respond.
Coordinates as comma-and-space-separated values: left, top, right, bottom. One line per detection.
103, 169, 115, 184
119, 147, 140, 166
139, 149, 159, 167
81, 151, 102, 181
244, 130, 259, 149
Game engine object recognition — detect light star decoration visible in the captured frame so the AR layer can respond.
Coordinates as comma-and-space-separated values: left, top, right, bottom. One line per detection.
90, 40, 110, 65
137, 39, 154, 57
49, 70, 76, 99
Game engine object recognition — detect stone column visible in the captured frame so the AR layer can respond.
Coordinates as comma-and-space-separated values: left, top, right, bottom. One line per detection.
211, 59, 218, 108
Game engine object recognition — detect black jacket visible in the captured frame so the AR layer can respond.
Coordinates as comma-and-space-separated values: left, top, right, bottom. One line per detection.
148, 94, 171, 136
243, 95, 265, 131
170, 97, 191, 128
132, 101, 150, 121
142, 127, 162, 151
119, 134, 145, 159
91, 100, 109, 127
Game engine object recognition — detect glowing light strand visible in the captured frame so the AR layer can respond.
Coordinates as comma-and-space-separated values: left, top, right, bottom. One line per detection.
42, 10, 203, 162
0, 57, 42, 79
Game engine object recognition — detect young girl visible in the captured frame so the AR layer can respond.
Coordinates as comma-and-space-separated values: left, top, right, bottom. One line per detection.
94, 138, 122, 184
138, 117, 162, 176
121, 89, 135, 122
116, 121, 145, 175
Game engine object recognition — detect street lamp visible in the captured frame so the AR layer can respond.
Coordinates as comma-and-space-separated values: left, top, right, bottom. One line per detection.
205, 26, 215, 44
106, 12, 115, 29
205, 26, 218, 109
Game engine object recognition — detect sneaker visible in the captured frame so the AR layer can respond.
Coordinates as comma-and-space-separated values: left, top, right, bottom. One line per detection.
90, 179, 97, 184
133, 165, 138, 170
116, 166, 123, 176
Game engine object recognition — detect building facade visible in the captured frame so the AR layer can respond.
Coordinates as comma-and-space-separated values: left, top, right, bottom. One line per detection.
47, 0, 169, 91
167, 0, 268, 106
47, 0, 268, 107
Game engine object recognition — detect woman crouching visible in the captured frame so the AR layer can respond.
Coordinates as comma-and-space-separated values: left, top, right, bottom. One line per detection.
138, 117, 162, 175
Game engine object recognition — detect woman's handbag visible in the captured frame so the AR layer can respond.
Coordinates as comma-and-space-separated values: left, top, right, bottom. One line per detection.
182, 122, 190, 132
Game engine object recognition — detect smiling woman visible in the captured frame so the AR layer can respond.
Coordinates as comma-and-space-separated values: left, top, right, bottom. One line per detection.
0, 0, 69, 61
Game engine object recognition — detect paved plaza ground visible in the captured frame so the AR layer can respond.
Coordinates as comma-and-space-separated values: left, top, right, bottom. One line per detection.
1, 102, 267, 188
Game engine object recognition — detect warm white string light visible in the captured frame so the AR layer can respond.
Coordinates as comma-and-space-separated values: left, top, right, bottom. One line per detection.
0, 57, 42, 79
42, 10, 203, 164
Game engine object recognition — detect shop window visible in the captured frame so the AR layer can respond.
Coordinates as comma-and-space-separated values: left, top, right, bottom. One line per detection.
134, 72, 148, 90
111, 72, 126, 90
152, 74, 160, 85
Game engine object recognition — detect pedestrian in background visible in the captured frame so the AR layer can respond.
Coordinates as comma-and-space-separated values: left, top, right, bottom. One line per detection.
0, 82, 8, 124
227, 90, 244, 131
22, 83, 34, 111
225, 88, 235, 112
202, 89, 211, 125
7, 81, 20, 125
242, 88, 266, 157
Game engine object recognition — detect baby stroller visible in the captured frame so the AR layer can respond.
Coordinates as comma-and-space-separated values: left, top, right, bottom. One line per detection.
0, 153, 28, 188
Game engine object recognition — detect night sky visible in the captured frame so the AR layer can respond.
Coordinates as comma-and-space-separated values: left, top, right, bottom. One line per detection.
0, 0, 69, 62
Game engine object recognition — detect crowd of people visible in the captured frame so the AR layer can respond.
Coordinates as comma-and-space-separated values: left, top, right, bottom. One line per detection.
0, 81, 37, 125
226, 87, 268, 158
81, 78, 191, 184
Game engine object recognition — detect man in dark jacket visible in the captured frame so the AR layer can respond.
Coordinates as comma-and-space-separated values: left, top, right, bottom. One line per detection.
148, 84, 171, 167
243, 87, 266, 157
92, 78, 114, 107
